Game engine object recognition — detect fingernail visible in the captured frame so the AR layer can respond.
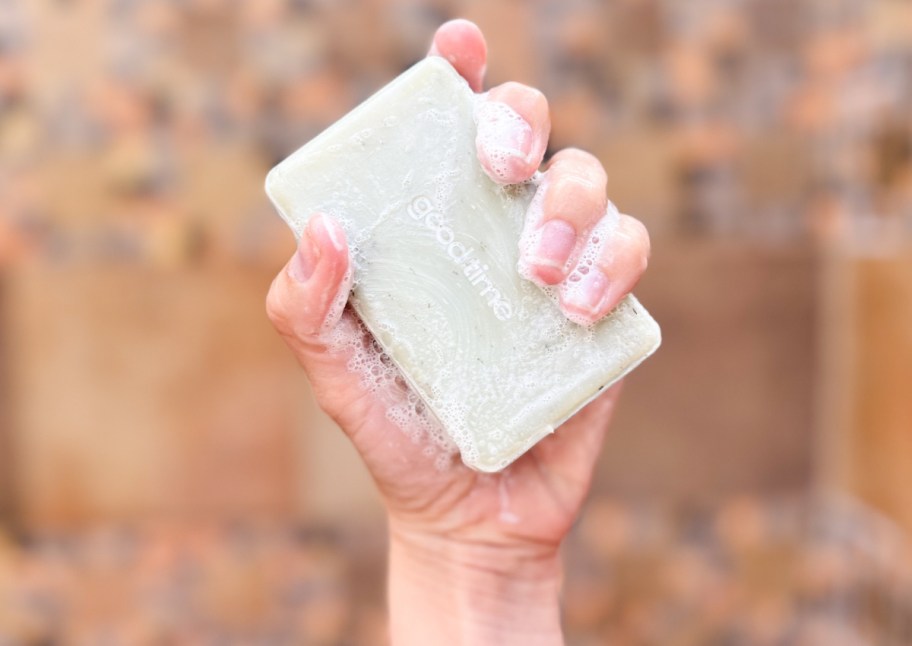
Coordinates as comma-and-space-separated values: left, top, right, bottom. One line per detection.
313, 213, 345, 251
525, 219, 576, 275
476, 101, 533, 180
289, 229, 318, 283
478, 101, 532, 157
562, 266, 610, 321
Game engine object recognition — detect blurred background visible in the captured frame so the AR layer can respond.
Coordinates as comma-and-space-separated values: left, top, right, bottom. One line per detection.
1, 0, 911, 643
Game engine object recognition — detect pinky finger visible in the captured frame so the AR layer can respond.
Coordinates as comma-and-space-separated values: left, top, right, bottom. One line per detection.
558, 213, 650, 326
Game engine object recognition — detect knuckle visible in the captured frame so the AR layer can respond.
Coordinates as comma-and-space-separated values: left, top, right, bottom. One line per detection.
497, 80, 525, 94
549, 148, 607, 185
525, 85, 548, 109
491, 82, 549, 117
549, 175, 596, 208
629, 217, 651, 253
618, 215, 651, 272
545, 168, 607, 224
551, 169, 599, 196
501, 81, 545, 101
265, 280, 290, 332
639, 240, 650, 272
560, 147, 600, 166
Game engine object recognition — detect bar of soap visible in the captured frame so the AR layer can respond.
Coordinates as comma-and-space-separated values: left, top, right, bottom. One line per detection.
266, 57, 661, 472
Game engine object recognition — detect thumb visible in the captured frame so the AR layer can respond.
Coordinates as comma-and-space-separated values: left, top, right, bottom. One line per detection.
266, 213, 353, 350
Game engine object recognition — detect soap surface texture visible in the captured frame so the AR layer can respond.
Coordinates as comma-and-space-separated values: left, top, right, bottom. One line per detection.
266, 57, 661, 472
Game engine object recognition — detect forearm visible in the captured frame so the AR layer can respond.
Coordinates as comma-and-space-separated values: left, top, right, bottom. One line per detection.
387, 524, 565, 646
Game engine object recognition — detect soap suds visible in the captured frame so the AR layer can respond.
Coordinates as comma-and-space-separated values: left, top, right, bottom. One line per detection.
267, 57, 659, 471
557, 202, 620, 326
474, 99, 533, 184
320, 266, 353, 336
321, 308, 459, 467
517, 174, 622, 297
516, 173, 550, 283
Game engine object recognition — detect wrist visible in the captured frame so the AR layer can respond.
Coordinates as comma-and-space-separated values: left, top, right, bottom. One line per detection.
387, 520, 564, 645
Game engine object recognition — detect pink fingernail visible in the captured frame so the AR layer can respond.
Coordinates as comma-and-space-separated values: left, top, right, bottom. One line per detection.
475, 101, 533, 183
525, 219, 576, 276
289, 229, 319, 283
561, 266, 610, 322
315, 213, 346, 251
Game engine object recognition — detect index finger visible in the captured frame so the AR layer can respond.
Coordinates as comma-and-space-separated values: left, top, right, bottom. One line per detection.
427, 19, 487, 92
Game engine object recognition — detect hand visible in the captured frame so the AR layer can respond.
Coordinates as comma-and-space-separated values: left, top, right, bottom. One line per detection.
266, 19, 651, 645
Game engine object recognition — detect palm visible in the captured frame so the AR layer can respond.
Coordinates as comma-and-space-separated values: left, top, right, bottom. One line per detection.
306, 310, 618, 550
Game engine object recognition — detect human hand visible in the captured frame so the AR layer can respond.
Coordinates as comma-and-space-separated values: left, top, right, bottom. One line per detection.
266, 19, 650, 645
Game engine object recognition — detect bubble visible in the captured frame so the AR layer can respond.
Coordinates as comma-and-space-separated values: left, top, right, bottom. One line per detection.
321, 311, 459, 464
516, 175, 550, 282
319, 267, 353, 335
473, 99, 533, 183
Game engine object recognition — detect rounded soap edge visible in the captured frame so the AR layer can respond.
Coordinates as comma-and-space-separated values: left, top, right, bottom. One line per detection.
460, 424, 557, 474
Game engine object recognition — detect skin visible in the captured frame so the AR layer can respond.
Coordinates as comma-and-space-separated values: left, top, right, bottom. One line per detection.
266, 19, 651, 645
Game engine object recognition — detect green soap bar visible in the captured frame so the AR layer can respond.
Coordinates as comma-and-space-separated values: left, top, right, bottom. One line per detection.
266, 57, 661, 472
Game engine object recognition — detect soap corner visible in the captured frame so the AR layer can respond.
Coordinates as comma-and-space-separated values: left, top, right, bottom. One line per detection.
421, 54, 470, 89
641, 308, 662, 355
649, 316, 663, 351
264, 165, 282, 199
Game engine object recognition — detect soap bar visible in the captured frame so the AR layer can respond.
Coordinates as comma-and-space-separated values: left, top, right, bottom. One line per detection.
266, 57, 661, 472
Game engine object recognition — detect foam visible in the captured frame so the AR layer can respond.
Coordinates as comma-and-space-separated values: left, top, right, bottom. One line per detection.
320, 308, 458, 465
556, 201, 621, 326
516, 173, 549, 283
265, 57, 661, 472
517, 174, 621, 292
473, 98, 533, 184
319, 266, 353, 336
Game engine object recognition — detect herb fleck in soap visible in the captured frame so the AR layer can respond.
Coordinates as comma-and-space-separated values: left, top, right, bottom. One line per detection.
266, 57, 661, 472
